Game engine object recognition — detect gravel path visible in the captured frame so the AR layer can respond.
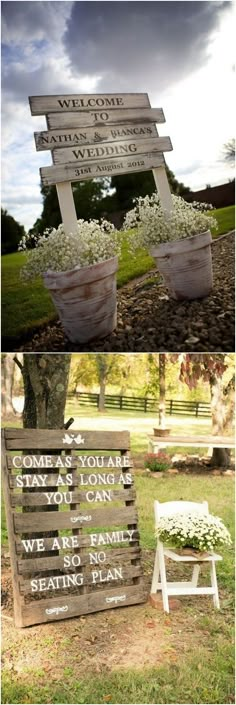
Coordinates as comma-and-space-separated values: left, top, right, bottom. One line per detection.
17, 232, 235, 352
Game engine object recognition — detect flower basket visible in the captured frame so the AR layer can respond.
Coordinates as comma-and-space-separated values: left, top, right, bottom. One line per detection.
150, 231, 213, 300
124, 194, 217, 302
155, 511, 232, 553
153, 428, 170, 437
43, 256, 118, 343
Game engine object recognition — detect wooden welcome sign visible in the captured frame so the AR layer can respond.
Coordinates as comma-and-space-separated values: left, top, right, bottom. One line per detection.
29, 92, 173, 236
2, 428, 145, 628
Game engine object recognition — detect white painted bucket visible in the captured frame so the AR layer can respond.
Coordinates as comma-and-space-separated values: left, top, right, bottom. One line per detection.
43, 256, 118, 343
150, 230, 213, 300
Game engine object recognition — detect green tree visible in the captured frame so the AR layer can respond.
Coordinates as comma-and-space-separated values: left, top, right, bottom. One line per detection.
222, 139, 235, 165
30, 179, 110, 235
111, 165, 191, 211
1, 208, 25, 254
173, 353, 235, 467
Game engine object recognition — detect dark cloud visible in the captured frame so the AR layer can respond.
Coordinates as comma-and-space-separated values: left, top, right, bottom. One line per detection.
64, 1, 230, 93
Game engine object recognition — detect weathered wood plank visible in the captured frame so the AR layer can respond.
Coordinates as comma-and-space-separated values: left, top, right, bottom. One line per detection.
21, 564, 142, 594
11, 487, 136, 507
14, 506, 138, 533
16, 528, 140, 554
29, 93, 150, 115
148, 434, 235, 448
4, 428, 130, 450
7, 455, 78, 469
52, 136, 172, 165
10, 470, 134, 489
46, 107, 165, 130
21, 584, 147, 627
18, 546, 141, 574
40, 153, 165, 186
1, 431, 24, 627
34, 123, 158, 151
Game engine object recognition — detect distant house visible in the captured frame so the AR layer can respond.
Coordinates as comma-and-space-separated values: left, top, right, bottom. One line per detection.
185, 181, 235, 209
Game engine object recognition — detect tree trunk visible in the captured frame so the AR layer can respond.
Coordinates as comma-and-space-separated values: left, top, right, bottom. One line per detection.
209, 374, 234, 468
98, 378, 106, 412
1, 354, 16, 417
158, 354, 166, 428
15, 354, 72, 560
22, 354, 71, 428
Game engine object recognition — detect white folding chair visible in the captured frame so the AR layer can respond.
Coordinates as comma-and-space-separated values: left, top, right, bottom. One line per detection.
151, 500, 222, 612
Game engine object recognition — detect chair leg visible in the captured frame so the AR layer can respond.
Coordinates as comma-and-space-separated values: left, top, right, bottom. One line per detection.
191, 564, 200, 587
210, 561, 220, 609
158, 548, 169, 613
151, 548, 160, 593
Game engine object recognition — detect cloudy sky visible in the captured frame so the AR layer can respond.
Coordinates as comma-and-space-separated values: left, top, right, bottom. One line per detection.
2, 0, 235, 231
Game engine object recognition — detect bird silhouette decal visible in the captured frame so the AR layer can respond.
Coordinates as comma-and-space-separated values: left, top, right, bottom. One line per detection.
62, 433, 85, 445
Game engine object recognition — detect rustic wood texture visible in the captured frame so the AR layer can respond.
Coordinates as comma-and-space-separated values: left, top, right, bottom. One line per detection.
52, 136, 172, 165
2, 428, 145, 628
148, 434, 235, 449
18, 547, 142, 574
22, 585, 147, 627
14, 506, 138, 533
46, 107, 165, 130
11, 488, 136, 506
1, 431, 25, 627
29, 93, 150, 115
16, 529, 140, 554
21, 565, 142, 594
4, 428, 130, 450
40, 153, 165, 186
10, 470, 134, 488
34, 123, 158, 151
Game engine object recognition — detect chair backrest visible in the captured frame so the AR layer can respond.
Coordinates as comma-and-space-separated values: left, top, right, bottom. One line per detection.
154, 499, 209, 525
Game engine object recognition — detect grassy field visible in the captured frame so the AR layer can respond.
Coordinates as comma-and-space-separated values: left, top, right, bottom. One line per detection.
2, 469, 235, 704
2, 205, 235, 344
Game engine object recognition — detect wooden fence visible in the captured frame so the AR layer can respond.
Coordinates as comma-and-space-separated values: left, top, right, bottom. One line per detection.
68, 393, 211, 417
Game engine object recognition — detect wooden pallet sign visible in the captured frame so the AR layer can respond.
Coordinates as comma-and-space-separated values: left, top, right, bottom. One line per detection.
2, 428, 146, 628
28, 91, 174, 234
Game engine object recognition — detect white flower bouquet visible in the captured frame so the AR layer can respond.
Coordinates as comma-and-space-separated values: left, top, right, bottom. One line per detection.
123, 193, 218, 252
155, 512, 232, 552
20, 218, 121, 280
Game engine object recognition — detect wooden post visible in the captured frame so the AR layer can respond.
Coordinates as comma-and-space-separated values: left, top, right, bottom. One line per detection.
56, 181, 78, 235
152, 166, 173, 213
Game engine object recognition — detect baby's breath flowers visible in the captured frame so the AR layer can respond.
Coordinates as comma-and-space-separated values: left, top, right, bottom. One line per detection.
123, 193, 218, 253
20, 219, 121, 280
155, 512, 232, 552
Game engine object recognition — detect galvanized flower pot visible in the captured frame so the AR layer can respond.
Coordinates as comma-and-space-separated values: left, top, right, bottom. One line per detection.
150, 230, 213, 300
43, 256, 118, 343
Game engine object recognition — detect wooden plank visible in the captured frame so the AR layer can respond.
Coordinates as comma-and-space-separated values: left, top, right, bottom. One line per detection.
29, 93, 150, 115
148, 434, 235, 448
14, 506, 138, 533
18, 546, 141, 574
16, 529, 140, 554
11, 487, 136, 507
34, 123, 158, 151
8, 454, 133, 470
52, 136, 172, 165
21, 564, 142, 594
21, 584, 147, 627
1, 431, 24, 627
40, 153, 165, 186
10, 470, 134, 488
4, 428, 130, 450
8, 454, 78, 469
46, 107, 165, 130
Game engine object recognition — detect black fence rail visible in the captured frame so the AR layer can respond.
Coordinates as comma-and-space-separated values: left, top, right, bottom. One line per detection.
68, 392, 211, 417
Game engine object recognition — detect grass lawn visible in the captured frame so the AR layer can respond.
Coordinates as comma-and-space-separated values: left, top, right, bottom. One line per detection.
2, 205, 235, 344
1, 468, 234, 704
